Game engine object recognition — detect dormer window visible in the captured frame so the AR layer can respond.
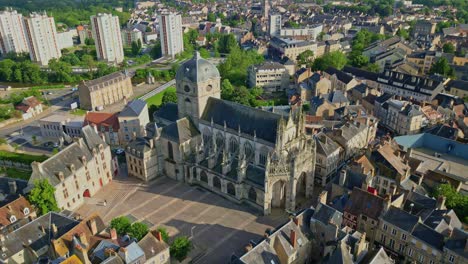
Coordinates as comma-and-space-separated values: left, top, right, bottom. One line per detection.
9, 215, 16, 223
23, 207, 30, 215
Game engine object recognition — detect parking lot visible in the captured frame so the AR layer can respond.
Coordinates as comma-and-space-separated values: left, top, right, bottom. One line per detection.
75, 175, 289, 263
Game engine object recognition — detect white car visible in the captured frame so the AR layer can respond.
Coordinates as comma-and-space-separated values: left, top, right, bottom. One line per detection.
115, 148, 125, 155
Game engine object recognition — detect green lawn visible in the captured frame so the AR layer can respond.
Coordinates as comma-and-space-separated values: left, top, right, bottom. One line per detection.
0, 150, 48, 164
145, 87, 176, 107
70, 108, 88, 116
0, 168, 31, 180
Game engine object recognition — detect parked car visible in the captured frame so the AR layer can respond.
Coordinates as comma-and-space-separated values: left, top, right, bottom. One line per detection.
115, 148, 125, 155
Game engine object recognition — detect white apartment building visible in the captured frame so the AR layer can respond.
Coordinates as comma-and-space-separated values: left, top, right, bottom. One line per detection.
269, 14, 281, 37
91, 13, 124, 64
248, 61, 290, 94
57, 30, 74, 49
0, 9, 29, 55
121, 28, 143, 46
23, 12, 61, 66
158, 13, 183, 57
280, 25, 323, 40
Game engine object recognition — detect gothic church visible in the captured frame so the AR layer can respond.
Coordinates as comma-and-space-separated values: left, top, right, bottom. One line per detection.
150, 52, 316, 215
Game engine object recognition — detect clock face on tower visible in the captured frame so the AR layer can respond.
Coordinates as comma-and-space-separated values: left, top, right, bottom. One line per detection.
184, 85, 190, 93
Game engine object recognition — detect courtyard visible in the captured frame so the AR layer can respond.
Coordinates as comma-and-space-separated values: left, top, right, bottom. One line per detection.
74, 175, 289, 263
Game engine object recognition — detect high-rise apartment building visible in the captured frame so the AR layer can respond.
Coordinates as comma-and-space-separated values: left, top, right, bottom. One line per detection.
269, 14, 281, 37
158, 13, 183, 57
91, 13, 124, 64
23, 12, 61, 66
0, 9, 29, 55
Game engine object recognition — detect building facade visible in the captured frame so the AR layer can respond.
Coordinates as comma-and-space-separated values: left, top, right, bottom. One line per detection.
248, 61, 290, 94
269, 14, 281, 37
91, 13, 124, 63
23, 12, 61, 66
118, 99, 150, 143
78, 70, 133, 110
121, 28, 143, 46
29, 126, 113, 211
0, 9, 29, 55
158, 13, 183, 57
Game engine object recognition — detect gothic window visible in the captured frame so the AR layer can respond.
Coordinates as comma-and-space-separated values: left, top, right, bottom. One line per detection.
184, 85, 191, 93
216, 133, 224, 147
259, 148, 269, 166
168, 141, 174, 160
229, 138, 238, 154
213, 177, 221, 189
244, 142, 253, 160
227, 183, 236, 196
200, 171, 208, 183
248, 187, 257, 201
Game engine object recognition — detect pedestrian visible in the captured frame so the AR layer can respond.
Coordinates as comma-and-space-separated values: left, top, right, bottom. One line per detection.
103, 199, 107, 206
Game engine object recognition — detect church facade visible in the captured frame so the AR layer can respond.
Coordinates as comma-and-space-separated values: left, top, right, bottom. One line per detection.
148, 52, 317, 215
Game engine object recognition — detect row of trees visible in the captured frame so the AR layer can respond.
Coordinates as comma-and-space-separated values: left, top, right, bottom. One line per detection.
433, 184, 468, 224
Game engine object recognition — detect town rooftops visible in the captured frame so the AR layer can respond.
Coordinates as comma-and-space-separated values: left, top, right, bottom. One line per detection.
15, 96, 41, 112
395, 133, 468, 160
377, 70, 443, 94
381, 206, 419, 232
324, 67, 354, 84
411, 222, 445, 250
344, 187, 384, 220
313, 203, 343, 227
315, 132, 342, 156
0, 196, 33, 228
161, 117, 200, 144
84, 112, 120, 132
446, 79, 468, 92
137, 231, 169, 261
251, 61, 286, 71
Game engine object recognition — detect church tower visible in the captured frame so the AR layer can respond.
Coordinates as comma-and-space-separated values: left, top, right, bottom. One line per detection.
175, 52, 221, 126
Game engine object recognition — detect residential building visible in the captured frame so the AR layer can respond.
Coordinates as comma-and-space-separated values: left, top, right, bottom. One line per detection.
23, 12, 61, 66
137, 231, 170, 264
91, 13, 124, 63
39, 114, 84, 140
376, 70, 445, 102
14, 96, 43, 120
118, 99, 150, 142
78, 70, 133, 111
407, 51, 437, 74
0, 9, 29, 55
248, 61, 290, 94
298, 72, 332, 101
84, 112, 120, 146
323, 67, 358, 92
269, 14, 281, 37
280, 25, 323, 40
326, 122, 370, 160
29, 126, 113, 211
126, 125, 160, 182
0, 195, 36, 235
0, 212, 79, 263
57, 30, 74, 49
375, 98, 424, 135
447, 80, 468, 99
121, 28, 143, 46
158, 13, 184, 57
314, 132, 343, 186
413, 20, 436, 36
269, 37, 317, 63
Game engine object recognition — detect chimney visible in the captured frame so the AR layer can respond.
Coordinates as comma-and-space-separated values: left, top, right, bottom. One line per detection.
78, 232, 88, 246
39, 225, 46, 234
8, 181, 17, 194
148, 138, 154, 149
436, 196, 446, 210
52, 223, 58, 236
339, 169, 347, 186
155, 231, 163, 242
293, 217, 299, 226
290, 230, 297, 248
87, 218, 98, 235
110, 228, 117, 240
317, 190, 328, 205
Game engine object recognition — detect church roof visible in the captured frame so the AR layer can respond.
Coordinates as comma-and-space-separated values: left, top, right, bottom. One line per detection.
201, 97, 283, 143
175, 52, 220, 83
161, 117, 200, 144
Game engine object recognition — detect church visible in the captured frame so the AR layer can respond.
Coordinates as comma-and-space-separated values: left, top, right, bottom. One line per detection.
133, 52, 316, 215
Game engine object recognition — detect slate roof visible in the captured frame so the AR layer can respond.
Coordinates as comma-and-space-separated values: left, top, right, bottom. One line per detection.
343, 66, 379, 81
324, 67, 354, 84
91, 240, 120, 262
313, 203, 343, 227
161, 117, 200, 144
447, 79, 468, 92
323, 90, 349, 105
381, 206, 419, 232
80, 71, 132, 91
323, 238, 353, 264
411, 223, 445, 250
375, 93, 394, 104
360, 247, 393, 264
119, 99, 147, 117
154, 102, 178, 123
126, 137, 156, 157
201, 97, 284, 143
0, 212, 79, 261
444, 228, 468, 259
333, 169, 369, 192
120, 242, 144, 263
0, 178, 29, 200
138, 231, 169, 261
315, 132, 341, 156
176, 52, 220, 83
344, 188, 384, 220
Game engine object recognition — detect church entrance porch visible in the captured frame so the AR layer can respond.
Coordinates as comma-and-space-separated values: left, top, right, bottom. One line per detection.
271, 180, 286, 208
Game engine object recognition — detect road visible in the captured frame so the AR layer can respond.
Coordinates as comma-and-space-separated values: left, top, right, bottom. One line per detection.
139, 79, 176, 100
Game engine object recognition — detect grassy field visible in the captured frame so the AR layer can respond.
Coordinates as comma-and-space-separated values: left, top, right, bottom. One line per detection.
0, 168, 31, 180
144, 87, 176, 107
0, 150, 48, 164
71, 108, 88, 116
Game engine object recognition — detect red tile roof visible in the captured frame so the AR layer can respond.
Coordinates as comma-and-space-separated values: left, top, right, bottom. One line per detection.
0, 196, 34, 227
84, 112, 120, 132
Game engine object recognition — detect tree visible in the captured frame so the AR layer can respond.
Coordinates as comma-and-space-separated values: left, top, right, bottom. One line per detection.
128, 222, 149, 240
430, 57, 454, 77
443, 43, 455, 54
216, 34, 238, 54
199, 48, 210, 59
156, 227, 169, 243
84, 38, 95, 46
28, 179, 59, 215
151, 41, 162, 59
396, 28, 410, 40
207, 12, 216, 22
131, 41, 141, 56
48, 59, 74, 83
366, 63, 381, 73
350, 54, 369, 68
0, 59, 15, 81
221, 79, 235, 100
433, 184, 467, 223
170, 236, 192, 262
162, 89, 177, 105
296, 50, 314, 66
312, 51, 347, 71
110, 216, 132, 235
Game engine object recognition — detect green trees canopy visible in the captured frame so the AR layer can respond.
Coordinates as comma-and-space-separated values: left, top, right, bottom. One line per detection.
218, 47, 264, 86
110, 216, 132, 235
170, 236, 192, 262
156, 227, 169, 243
216, 34, 238, 54
296, 50, 314, 66
430, 57, 455, 78
128, 222, 149, 241
28, 179, 59, 215
442, 43, 455, 54
161, 89, 178, 105
433, 184, 468, 223
312, 51, 348, 71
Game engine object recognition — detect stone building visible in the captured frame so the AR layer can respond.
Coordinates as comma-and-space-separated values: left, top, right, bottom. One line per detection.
148, 52, 316, 215
29, 126, 113, 211
248, 61, 290, 94
78, 70, 133, 111
118, 99, 150, 143
126, 132, 160, 182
